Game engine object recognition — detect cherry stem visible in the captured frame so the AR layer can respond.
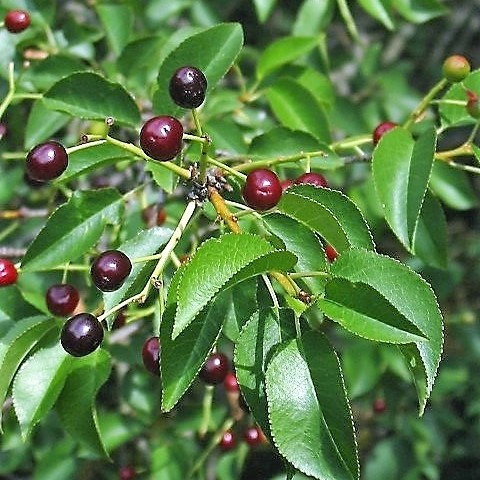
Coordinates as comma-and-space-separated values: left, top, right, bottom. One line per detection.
198, 385, 214, 438
289, 271, 330, 279
183, 133, 208, 143
0, 207, 49, 219
208, 187, 241, 233
262, 274, 279, 308
0, 63, 15, 121
330, 134, 372, 151
206, 155, 247, 181
435, 142, 472, 161
336, 0, 361, 43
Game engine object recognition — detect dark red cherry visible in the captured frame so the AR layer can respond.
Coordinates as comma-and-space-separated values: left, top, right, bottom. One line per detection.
61, 313, 104, 357
223, 371, 240, 393
373, 398, 387, 414
325, 245, 338, 262
141, 204, 167, 227
46, 284, 80, 316
243, 425, 264, 447
139, 116, 183, 162
466, 90, 480, 118
219, 430, 236, 452
26, 141, 68, 181
294, 172, 328, 188
4, 10, 31, 33
372, 121, 398, 145
169, 66, 208, 109
119, 466, 136, 480
0, 258, 18, 287
142, 336, 160, 375
242, 169, 282, 211
199, 352, 229, 385
280, 179, 293, 191
91, 250, 132, 292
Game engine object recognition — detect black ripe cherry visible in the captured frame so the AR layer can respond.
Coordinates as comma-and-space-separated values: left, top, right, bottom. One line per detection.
325, 245, 338, 262
219, 430, 236, 452
442, 55, 471, 83
372, 121, 398, 145
91, 250, 132, 292
119, 466, 136, 480
142, 336, 160, 376
243, 168, 282, 211
223, 371, 240, 393
295, 172, 328, 188
199, 352, 229, 385
46, 284, 79, 316
61, 313, 104, 357
169, 66, 208, 109
0, 258, 18, 287
26, 141, 68, 181
4, 10, 31, 33
243, 425, 264, 447
139, 116, 183, 162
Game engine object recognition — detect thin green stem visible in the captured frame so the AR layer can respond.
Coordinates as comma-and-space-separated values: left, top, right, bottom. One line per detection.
468, 122, 480, 143
0, 221, 19, 242
336, 0, 361, 43
289, 271, 330, 279
183, 133, 208, 144
66, 139, 106, 154
0, 63, 15, 120
199, 385, 215, 438
192, 108, 203, 136
262, 274, 279, 308
430, 99, 467, 106
448, 161, 480, 175
13, 93, 43, 101
206, 156, 247, 181
234, 150, 327, 172
330, 134, 372, 151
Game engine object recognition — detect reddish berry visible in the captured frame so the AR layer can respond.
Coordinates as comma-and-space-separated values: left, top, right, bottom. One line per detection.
46, 284, 80, 316
223, 371, 240, 392
280, 179, 293, 191
112, 309, 127, 329
373, 121, 398, 145
26, 141, 68, 181
4, 10, 30, 34
141, 204, 167, 227
243, 168, 282, 211
169, 66, 208, 109
294, 172, 328, 188
243, 425, 264, 447
325, 245, 338, 262
61, 313, 104, 357
0, 123, 6, 139
140, 116, 183, 161
142, 336, 160, 375
466, 90, 480, 119
91, 250, 132, 292
119, 466, 136, 480
199, 352, 229, 385
219, 430, 236, 451
23, 172, 46, 187
373, 398, 387, 414
0, 258, 18, 287
442, 55, 471, 83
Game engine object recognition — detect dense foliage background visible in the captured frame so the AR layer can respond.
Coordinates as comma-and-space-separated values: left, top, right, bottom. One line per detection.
0, 1, 479, 479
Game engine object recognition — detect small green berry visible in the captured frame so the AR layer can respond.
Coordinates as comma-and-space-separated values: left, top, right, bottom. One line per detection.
442, 55, 471, 83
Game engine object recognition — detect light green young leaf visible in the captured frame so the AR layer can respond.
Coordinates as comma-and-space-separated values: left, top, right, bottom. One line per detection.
357, 0, 395, 30
293, 0, 335, 35
95, 4, 133, 55
21, 189, 124, 272
253, 0, 277, 23
395, 0, 448, 23
266, 332, 359, 480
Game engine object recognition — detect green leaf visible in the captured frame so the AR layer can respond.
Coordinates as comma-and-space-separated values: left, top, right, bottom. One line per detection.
412, 191, 448, 269
172, 233, 297, 338
0, 316, 55, 430
372, 126, 436, 250
395, 0, 448, 23
0, 286, 39, 325
253, 0, 277, 23
95, 4, 133, 55
257, 36, 318, 81
264, 213, 328, 293
267, 78, 331, 142
103, 227, 173, 328
318, 278, 428, 343
265, 332, 358, 480
330, 248, 443, 414
21, 189, 124, 272
357, 0, 395, 30
277, 185, 374, 253
43, 72, 140, 127
153, 23, 243, 117
56, 349, 112, 457
206, 118, 248, 155
24, 100, 70, 150
234, 307, 297, 439
293, 0, 335, 35
56, 143, 133, 184
429, 161, 478, 210
145, 161, 178, 194
13, 343, 72, 439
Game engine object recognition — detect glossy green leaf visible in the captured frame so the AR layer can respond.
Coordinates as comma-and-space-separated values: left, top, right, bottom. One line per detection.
472, 143, 480, 165
266, 332, 358, 480
56, 349, 111, 457
0, 286, 39, 325
293, 68, 335, 112
0, 316, 55, 430
103, 227, 173, 328
264, 213, 328, 293
412, 191, 447, 269
206, 118, 248, 155
257, 36, 318, 81
253, 0, 277, 23
372, 126, 436, 250
13, 343, 72, 439
357, 0, 395, 30
153, 23, 243, 117
43, 72, 141, 127
234, 307, 296, 439
395, 0, 448, 23
172, 233, 297, 338
56, 143, 133, 184
330, 248, 443, 414
145, 161, 178, 194
429, 161, 478, 210
21, 189, 124, 272
318, 278, 427, 343
95, 4, 133, 55
24, 100, 70, 150
293, 0, 335, 35
277, 185, 374, 253
267, 78, 331, 142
